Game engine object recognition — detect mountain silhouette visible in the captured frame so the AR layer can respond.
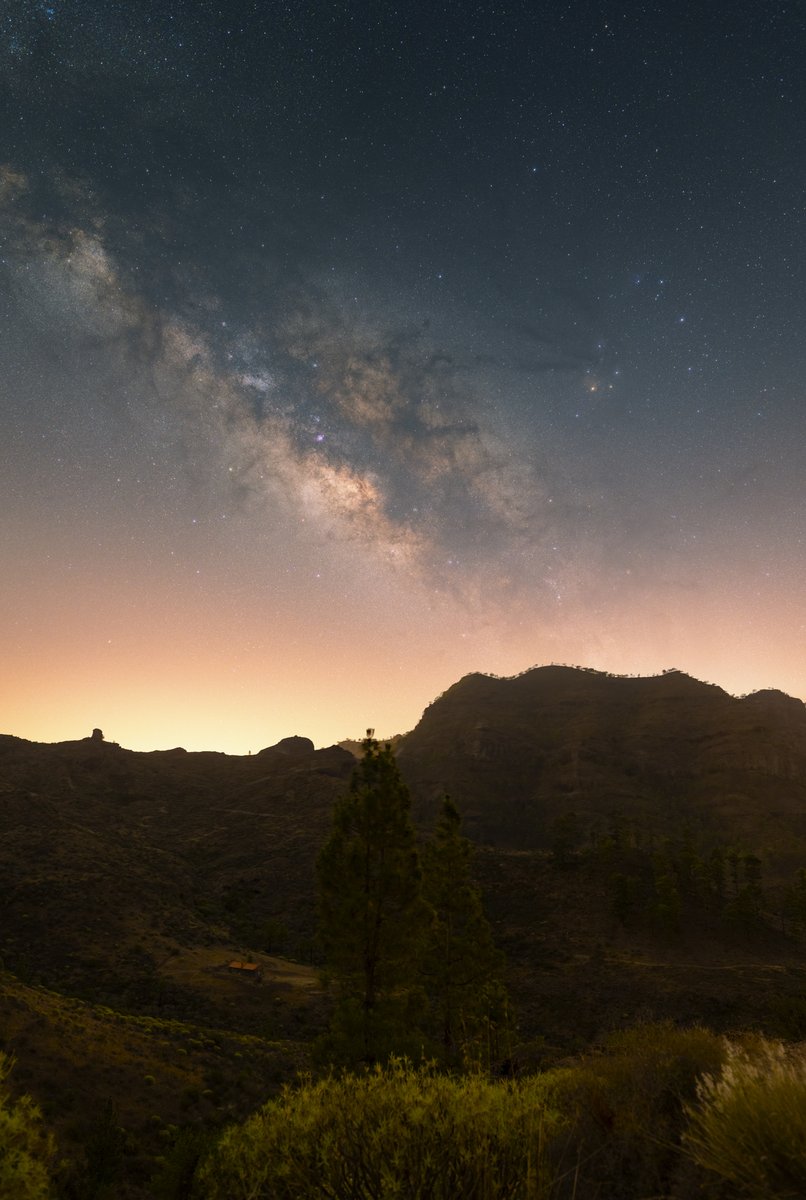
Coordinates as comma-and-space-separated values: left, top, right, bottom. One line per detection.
398, 667, 806, 864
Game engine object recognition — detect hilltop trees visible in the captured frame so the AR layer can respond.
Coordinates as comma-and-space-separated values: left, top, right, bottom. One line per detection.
316, 735, 508, 1066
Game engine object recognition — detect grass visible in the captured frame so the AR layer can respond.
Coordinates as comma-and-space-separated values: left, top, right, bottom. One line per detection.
683, 1037, 806, 1197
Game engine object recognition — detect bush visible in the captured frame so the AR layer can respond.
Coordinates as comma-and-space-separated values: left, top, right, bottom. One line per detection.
59, 1102, 128, 1200
546, 1023, 727, 1199
196, 1059, 564, 1199
0, 1052, 55, 1200
683, 1037, 806, 1197
150, 1127, 217, 1200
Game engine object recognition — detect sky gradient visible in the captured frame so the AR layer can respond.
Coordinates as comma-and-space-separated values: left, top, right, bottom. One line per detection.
1, 1, 804, 752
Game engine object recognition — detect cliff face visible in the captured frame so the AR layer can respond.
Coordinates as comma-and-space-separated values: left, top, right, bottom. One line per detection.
397, 668, 806, 861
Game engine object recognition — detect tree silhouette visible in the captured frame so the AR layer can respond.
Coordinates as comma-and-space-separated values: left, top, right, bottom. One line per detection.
316, 734, 430, 1063
422, 796, 509, 1067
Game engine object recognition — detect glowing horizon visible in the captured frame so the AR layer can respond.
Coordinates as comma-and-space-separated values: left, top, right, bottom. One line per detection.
1, 9, 804, 757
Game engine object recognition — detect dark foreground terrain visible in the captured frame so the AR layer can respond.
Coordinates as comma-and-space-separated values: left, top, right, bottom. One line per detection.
3, 667, 806, 1195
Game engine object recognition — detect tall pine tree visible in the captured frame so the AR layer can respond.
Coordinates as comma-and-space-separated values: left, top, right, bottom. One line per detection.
316, 734, 430, 1063
422, 796, 509, 1067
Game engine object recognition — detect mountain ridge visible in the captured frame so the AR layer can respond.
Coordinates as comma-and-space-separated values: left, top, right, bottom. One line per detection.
4, 663, 806, 1189
398, 665, 806, 861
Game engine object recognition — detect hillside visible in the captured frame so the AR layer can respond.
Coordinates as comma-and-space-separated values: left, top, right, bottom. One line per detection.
3, 669, 806, 1193
3, 670, 806, 1005
0, 733, 353, 1012
398, 667, 806, 868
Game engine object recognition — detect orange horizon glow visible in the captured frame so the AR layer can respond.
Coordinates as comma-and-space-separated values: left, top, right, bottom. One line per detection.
4, 549, 803, 755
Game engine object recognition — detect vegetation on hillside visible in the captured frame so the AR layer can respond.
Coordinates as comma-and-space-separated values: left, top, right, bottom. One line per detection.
0, 1053, 55, 1200
684, 1038, 806, 1197
421, 795, 509, 1066
8, 1017, 806, 1199
547, 812, 806, 943
197, 1061, 562, 1200
316, 735, 433, 1064
195, 1029, 806, 1199
4, 675, 806, 1197
316, 737, 509, 1067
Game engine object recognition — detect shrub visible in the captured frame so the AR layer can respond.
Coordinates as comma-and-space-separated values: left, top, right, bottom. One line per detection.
60, 1102, 128, 1200
546, 1023, 727, 1199
683, 1037, 806, 1197
150, 1127, 217, 1200
196, 1059, 564, 1199
0, 1052, 55, 1200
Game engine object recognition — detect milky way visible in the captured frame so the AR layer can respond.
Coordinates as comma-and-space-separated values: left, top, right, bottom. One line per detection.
1, 2, 804, 751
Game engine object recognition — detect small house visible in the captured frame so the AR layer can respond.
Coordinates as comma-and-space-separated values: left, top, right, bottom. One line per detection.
227, 961, 262, 981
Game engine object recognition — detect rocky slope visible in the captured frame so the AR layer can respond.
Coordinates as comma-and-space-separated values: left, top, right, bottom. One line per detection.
397, 667, 806, 866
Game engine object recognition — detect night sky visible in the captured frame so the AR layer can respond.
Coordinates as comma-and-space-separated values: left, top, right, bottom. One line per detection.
2, 2, 804, 752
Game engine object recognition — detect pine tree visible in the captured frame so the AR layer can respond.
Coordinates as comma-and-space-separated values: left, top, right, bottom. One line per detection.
421, 796, 509, 1067
316, 734, 430, 1063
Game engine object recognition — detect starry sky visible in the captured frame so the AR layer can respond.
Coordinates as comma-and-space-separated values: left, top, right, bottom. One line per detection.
1, 1, 804, 752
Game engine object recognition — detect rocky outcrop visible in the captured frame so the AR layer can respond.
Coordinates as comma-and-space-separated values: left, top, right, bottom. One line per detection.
258, 735, 316, 757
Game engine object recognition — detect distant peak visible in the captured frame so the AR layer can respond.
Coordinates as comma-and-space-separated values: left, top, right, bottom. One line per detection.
742, 688, 805, 711
257, 735, 315, 757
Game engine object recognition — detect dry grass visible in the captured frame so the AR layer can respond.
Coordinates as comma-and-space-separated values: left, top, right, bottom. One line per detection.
683, 1038, 806, 1196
